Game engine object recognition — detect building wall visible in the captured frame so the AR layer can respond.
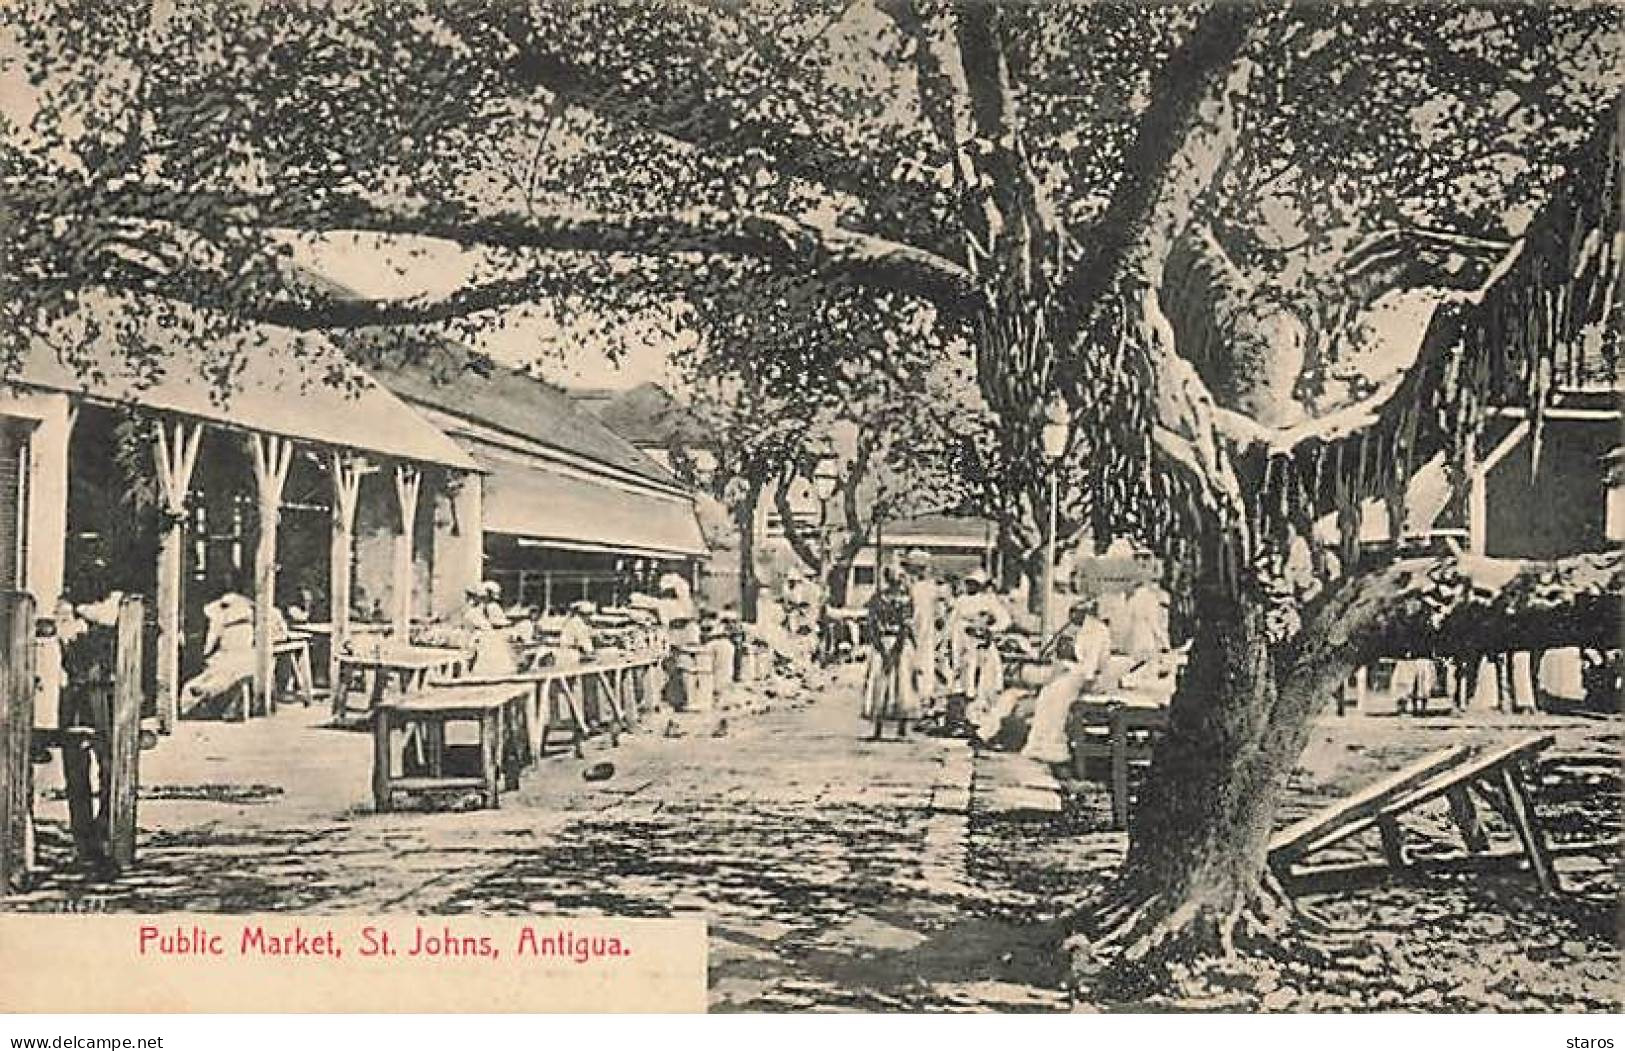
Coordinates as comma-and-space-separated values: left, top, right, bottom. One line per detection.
0, 388, 72, 727
1486, 419, 1615, 559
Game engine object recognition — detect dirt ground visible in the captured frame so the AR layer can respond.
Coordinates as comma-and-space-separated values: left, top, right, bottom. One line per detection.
6, 669, 1619, 1013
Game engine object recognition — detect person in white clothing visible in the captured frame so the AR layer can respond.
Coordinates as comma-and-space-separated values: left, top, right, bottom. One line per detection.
901, 550, 940, 711
951, 569, 1012, 740
1022, 597, 1113, 765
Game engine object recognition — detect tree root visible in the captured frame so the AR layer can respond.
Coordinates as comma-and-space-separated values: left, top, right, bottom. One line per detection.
1066, 870, 1361, 1007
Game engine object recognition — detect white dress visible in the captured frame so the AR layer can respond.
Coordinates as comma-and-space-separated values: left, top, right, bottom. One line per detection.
181, 593, 255, 702
1022, 618, 1111, 764
909, 578, 939, 703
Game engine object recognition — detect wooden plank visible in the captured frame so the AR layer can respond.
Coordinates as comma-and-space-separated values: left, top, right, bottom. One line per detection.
1446, 784, 1489, 853
1379, 735, 1556, 819
0, 593, 36, 892
1296, 736, 1556, 861
388, 776, 486, 792
108, 595, 143, 873
1268, 744, 1471, 863
1499, 764, 1559, 895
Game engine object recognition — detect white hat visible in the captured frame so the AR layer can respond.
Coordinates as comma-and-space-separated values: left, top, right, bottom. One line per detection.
569, 599, 596, 615
481, 580, 502, 597
964, 568, 991, 586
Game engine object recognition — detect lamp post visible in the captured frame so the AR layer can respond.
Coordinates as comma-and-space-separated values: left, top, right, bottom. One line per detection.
811, 441, 841, 663
1039, 396, 1071, 648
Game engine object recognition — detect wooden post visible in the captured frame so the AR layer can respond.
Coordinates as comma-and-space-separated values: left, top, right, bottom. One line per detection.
108, 594, 142, 871
0, 592, 36, 892
329, 453, 366, 715
152, 419, 202, 735
1499, 764, 1559, 894
250, 434, 294, 718
392, 464, 421, 640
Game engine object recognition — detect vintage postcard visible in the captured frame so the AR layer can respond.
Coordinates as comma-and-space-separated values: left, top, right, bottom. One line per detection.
0, 0, 1618, 1017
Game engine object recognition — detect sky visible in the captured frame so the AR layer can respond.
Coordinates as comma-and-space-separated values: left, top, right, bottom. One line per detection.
290, 234, 684, 392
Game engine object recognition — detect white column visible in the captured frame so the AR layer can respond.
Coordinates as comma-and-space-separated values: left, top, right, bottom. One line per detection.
152, 418, 203, 734
250, 433, 294, 716
392, 464, 421, 639
328, 452, 367, 695
6, 391, 75, 730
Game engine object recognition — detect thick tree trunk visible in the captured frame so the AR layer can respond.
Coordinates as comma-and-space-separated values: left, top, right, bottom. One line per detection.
1071, 578, 1332, 999
1071, 549, 1623, 1002
826, 555, 855, 608
736, 487, 762, 623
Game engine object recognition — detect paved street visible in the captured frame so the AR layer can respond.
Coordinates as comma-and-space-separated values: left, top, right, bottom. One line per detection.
13, 669, 1099, 1011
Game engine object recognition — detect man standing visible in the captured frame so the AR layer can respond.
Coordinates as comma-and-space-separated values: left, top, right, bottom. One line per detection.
950, 568, 1012, 740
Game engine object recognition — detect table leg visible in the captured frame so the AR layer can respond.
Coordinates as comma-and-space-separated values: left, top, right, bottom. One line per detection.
563, 680, 588, 759
479, 709, 501, 809
597, 671, 623, 747
331, 662, 350, 720
503, 701, 524, 791
372, 712, 394, 813
1109, 709, 1129, 830
295, 646, 315, 706
537, 682, 552, 757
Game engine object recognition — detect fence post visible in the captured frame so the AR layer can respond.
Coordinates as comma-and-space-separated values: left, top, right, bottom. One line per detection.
108, 595, 143, 872
1, 592, 37, 892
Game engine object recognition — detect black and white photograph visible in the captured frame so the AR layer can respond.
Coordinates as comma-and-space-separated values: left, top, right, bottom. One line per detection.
0, 0, 1619, 1019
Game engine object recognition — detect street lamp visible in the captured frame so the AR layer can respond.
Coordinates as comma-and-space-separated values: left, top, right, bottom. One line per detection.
1039, 395, 1071, 649
811, 440, 841, 664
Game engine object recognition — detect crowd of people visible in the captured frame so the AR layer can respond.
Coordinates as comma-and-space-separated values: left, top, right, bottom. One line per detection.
854, 548, 1179, 761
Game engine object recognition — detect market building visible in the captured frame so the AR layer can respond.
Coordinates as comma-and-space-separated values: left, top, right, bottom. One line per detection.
0, 300, 481, 731
368, 346, 708, 613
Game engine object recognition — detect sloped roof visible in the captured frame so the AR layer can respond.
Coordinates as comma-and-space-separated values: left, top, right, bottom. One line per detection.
290, 265, 684, 489
10, 297, 477, 471
583, 382, 712, 447
478, 448, 707, 557
359, 343, 685, 490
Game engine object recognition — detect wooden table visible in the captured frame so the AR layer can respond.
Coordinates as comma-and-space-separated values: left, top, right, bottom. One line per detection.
372, 683, 531, 812
1068, 692, 1171, 829
461, 651, 663, 760
333, 644, 469, 720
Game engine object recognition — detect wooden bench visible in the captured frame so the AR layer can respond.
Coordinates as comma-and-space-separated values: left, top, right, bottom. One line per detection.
372, 683, 531, 812
1269, 734, 1561, 893
271, 635, 315, 707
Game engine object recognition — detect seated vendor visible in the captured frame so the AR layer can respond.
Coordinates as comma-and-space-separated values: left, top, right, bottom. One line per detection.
180, 582, 256, 710
1021, 596, 1113, 766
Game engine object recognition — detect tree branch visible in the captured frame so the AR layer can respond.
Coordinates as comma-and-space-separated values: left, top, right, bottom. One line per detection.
1299, 549, 1623, 667
26, 184, 985, 322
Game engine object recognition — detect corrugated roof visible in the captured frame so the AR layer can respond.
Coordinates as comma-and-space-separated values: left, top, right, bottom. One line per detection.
10, 298, 477, 471
478, 449, 707, 557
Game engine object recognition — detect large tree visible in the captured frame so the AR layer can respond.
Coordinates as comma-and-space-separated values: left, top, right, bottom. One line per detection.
4, 0, 1620, 997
